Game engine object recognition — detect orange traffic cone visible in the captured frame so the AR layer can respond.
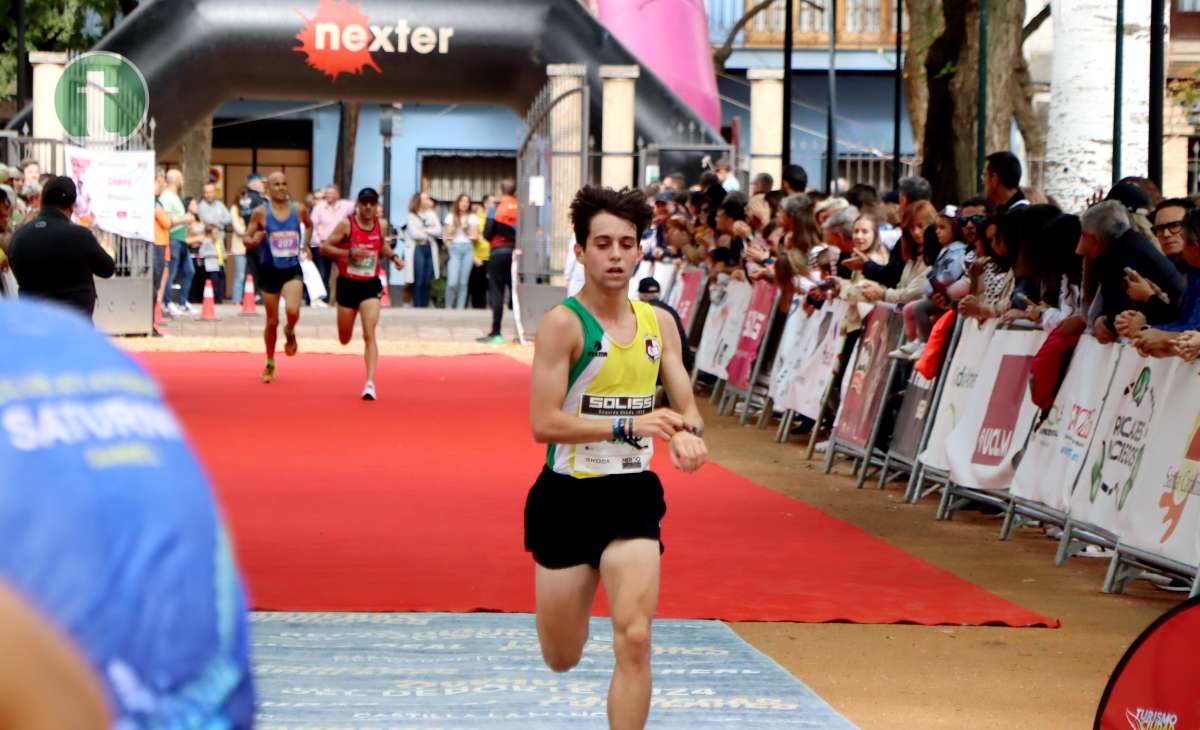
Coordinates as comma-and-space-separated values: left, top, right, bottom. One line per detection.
379, 275, 391, 307
201, 280, 218, 321
240, 275, 257, 316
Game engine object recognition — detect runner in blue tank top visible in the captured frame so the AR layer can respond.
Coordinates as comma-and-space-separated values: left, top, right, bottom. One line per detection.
244, 172, 312, 383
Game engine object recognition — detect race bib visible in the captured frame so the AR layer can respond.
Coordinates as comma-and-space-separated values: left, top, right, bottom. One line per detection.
574, 393, 655, 475
347, 246, 378, 278
268, 230, 301, 260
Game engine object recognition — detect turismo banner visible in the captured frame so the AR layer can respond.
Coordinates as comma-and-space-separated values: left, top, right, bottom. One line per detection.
1069, 347, 1174, 536
725, 279, 778, 391
64, 145, 155, 242
693, 278, 752, 380
945, 327, 1046, 491
767, 296, 813, 404
832, 306, 903, 451
1010, 336, 1119, 511
778, 300, 847, 421
919, 319, 998, 473
671, 269, 705, 331
1116, 356, 1200, 568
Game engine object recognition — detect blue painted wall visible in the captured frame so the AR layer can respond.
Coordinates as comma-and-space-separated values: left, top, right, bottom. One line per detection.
213, 99, 522, 221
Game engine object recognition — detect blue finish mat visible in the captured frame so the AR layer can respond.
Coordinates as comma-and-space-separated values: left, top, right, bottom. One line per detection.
251, 612, 856, 729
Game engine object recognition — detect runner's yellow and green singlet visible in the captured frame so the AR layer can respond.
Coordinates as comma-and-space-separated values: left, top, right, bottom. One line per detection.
547, 297, 663, 479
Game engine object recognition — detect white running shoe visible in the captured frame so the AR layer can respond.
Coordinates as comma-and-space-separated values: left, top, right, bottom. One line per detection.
361, 381, 377, 401
907, 343, 927, 362
165, 302, 182, 317
888, 340, 923, 360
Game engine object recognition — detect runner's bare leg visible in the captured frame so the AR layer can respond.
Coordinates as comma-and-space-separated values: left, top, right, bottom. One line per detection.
281, 278, 303, 355
359, 298, 381, 382
600, 538, 661, 730
535, 564, 600, 673
336, 305, 357, 346
262, 291, 280, 360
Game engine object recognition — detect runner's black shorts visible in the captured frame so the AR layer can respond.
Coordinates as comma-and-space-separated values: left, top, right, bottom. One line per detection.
335, 275, 383, 309
524, 466, 666, 570
257, 264, 303, 294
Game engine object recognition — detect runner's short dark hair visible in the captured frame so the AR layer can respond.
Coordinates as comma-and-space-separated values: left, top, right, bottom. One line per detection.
570, 186, 653, 248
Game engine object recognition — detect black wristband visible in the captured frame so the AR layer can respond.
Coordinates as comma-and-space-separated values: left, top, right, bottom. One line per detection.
686, 425, 703, 438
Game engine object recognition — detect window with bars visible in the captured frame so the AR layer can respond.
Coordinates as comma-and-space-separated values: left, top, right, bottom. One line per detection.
845, 0, 883, 34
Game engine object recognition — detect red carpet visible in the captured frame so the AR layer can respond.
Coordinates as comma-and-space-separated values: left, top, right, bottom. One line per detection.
139, 351, 1057, 627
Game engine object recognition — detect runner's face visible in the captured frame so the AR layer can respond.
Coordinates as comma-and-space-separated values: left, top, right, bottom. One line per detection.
357, 200, 377, 222
268, 175, 289, 203
578, 212, 639, 291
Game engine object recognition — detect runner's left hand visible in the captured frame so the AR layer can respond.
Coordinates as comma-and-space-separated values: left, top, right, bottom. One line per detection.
669, 431, 707, 474
392, 255, 404, 269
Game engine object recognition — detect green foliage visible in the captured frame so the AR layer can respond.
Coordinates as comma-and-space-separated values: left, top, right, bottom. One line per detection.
0, 0, 128, 102
934, 62, 959, 79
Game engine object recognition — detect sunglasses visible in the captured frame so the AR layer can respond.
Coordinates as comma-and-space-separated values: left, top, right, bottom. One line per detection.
959, 214, 987, 227
1151, 220, 1185, 237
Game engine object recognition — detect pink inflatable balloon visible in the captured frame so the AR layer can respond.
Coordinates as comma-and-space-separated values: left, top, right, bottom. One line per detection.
594, 0, 723, 131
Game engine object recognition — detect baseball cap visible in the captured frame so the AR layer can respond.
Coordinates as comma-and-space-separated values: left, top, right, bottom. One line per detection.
41, 176, 77, 208
637, 278, 662, 295
654, 191, 674, 203
357, 187, 380, 204
246, 173, 263, 183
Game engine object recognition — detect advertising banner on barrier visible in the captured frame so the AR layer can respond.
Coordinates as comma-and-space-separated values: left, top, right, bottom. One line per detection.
779, 300, 848, 420
1116, 357, 1200, 567
832, 306, 903, 451
671, 269, 705, 331
725, 279, 778, 391
694, 279, 752, 379
652, 260, 678, 301
890, 370, 937, 462
1010, 336, 1119, 511
768, 296, 812, 403
945, 327, 1046, 491
1070, 347, 1174, 536
64, 145, 155, 241
919, 319, 998, 472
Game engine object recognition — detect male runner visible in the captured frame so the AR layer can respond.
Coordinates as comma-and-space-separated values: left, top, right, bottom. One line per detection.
526, 186, 708, 730
244, 172, 311, 383
320, 187, 404, 400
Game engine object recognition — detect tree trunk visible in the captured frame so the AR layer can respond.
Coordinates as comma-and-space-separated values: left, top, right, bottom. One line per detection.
333, 102, 362, 195
921, 0, 1023, 204
177, 117, 212, 200
1012, 53, 1046, 190
904, 0, 943, 163
1044, 0, 1117, 211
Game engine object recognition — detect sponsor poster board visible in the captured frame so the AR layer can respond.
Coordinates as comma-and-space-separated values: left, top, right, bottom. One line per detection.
1070, 347, 1174, 536
1116, 356, 1200, 567
944, 327, 1046, 491
693, 278, 753, 379
832, 306, 903, 451
767, 296, 812, 404
779, 300, 848, 421
919, 319, 997, 472
64, 145, 155, 242
1010, 336, 1118, 511
890, 369, 937, 462
670, 269, 705, 333
725, 279, 777, 391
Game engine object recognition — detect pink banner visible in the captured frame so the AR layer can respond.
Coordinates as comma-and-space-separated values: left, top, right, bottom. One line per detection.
673, 270, 704, 332
832, 306, 903, 450
725, 280, 777, 391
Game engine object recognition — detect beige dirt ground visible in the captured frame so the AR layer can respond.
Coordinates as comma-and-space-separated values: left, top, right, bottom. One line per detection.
119, 336, 1177, 729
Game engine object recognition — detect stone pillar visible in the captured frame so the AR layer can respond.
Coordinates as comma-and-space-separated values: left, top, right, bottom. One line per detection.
748, 68, 785, 185
599, 65, 639, 189
30, 52, 67, 174
547, 64, 587, 281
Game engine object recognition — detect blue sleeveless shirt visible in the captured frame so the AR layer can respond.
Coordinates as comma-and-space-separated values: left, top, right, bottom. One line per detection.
262, 203, 302, 270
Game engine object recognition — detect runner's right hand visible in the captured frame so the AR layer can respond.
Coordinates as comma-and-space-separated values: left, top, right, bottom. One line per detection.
633, 409, 687, 441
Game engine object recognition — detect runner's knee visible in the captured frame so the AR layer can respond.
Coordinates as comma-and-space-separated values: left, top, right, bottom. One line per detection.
542, 645, 584, 673
612, 616, 651, 667
338, 329, 353, 346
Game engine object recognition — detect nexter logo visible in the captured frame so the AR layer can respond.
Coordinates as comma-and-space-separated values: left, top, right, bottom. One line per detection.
295, 0, 454, 81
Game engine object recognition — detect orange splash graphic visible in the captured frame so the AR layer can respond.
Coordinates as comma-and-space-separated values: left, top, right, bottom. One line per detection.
294, 0, 381, 82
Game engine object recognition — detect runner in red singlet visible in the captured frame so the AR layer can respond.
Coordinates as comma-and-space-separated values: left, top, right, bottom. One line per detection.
320, 188, 404, 400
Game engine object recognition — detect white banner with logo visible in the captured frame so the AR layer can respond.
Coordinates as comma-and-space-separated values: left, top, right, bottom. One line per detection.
919, 319, 998, 473
64, 145, 155, 242
1069, 347, 1175, 536
778, 299, 848, 420
693, 278, 752, 380
944, 327, 1047, 491
1010, 336, 1120, 512
1114, 357, 1200, 567
767, 296, 812, 404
